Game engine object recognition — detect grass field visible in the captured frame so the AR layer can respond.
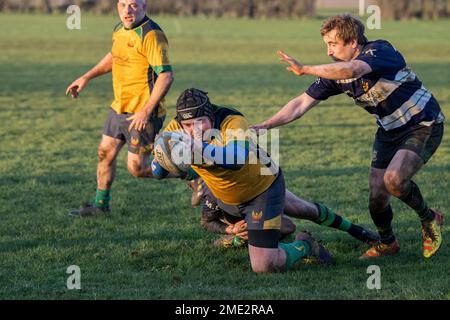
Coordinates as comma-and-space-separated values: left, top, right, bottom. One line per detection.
0, 14, 449, 300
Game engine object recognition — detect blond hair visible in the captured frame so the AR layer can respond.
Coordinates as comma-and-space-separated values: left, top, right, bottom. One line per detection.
321, 14, 368, 45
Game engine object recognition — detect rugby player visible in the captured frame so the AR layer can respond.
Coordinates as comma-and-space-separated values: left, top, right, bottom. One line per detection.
252, 14, 445, 259
66, 0, 173, 216
152, 88, 337, 273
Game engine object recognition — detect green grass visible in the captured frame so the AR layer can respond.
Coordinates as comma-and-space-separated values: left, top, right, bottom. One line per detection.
0, 14, 449, 300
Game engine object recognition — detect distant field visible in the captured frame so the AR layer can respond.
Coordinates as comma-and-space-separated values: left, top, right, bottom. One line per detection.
0, 14, 449, 299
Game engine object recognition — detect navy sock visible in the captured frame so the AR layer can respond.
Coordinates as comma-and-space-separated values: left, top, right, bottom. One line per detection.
398, 181, 433, 222
370, 205, 395, 244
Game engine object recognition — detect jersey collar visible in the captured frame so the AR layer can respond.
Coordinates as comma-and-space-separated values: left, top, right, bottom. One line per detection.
124, 15, 150, 30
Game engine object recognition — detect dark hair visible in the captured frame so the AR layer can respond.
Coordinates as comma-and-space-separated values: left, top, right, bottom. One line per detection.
176, 88, 215, 122
320, 14, 368, 45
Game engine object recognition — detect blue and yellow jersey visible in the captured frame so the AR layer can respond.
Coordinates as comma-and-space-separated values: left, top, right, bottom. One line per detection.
164, 106, 277, 205
111, 16, 172, 116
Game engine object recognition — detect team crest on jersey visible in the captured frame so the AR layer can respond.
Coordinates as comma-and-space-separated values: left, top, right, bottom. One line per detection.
131, 137, 139, 146
127, 41, 135, 48
362, 81, 370, 93
252, 210, 263, 223
139, 143, 154, 155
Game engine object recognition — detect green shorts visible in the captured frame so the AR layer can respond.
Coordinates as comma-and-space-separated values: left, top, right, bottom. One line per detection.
102, 108, 165, 155
372, 122, 444, 169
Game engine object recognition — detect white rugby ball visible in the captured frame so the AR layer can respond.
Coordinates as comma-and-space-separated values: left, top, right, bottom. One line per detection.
154, 131, 192, 174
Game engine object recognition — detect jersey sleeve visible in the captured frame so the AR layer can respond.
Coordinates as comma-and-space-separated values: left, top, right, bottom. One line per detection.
142, 30, 172, 75
305, 77, 343, 101
355, 40, 406, 74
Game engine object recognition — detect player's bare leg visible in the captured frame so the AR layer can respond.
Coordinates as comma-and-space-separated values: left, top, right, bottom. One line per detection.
249, 232, 333, 274
361, 167, 400, 259
127, 151, 153, 178
385, 150, 444, 258
97, 135, 125, 189
248, 246, 287, 273
284, 190, 318, 220
363, 149, 443, 259
69, 135, 124, 217
384, 150, 424, 197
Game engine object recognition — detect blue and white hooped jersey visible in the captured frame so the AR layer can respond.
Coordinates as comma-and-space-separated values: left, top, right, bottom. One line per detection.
306, 40, 445, 132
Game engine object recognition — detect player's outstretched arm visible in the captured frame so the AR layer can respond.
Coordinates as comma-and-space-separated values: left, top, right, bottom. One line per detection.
65, 52, 113, 99
278, 50, 372, 80
252, 93, 320, 131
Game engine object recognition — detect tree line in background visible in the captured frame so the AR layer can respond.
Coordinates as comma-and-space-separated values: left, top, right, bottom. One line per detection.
0, 0, 316, 17
0, 0, 449, 19
375, 0, 450, 19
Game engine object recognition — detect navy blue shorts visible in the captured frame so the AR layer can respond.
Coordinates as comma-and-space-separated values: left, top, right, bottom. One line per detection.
216, 171, 285, 249
372, 123, 444, 169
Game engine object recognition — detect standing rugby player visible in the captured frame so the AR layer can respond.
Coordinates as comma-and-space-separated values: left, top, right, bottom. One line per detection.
253, 14, 445, 259
66, 0, 173, 216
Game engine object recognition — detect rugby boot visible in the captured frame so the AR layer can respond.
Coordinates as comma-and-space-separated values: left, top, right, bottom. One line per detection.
68, 203, 110, 217
422, 209, 444, 259
359, 239, 400, 259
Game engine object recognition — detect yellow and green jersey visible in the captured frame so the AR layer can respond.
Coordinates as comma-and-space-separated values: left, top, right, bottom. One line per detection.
111, 16, 172, 116
164, 106, 277, 205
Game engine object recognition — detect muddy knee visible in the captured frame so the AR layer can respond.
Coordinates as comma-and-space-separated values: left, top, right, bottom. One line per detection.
251, 260, 277, 274
384, 171, 408, 197
98, 147, 109, 162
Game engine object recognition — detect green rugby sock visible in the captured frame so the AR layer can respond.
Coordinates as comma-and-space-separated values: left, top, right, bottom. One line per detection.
279, 240, 311, 271
314, 203, 352, 232
95, 189, 111, 209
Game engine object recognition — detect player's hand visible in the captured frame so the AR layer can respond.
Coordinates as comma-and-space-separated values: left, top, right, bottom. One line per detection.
233, 220, 248, 239
226, 221, 248, 239
236, 231, 248, 240
233, 220, 247, 234
66, 76, 88, 99
278, 51, 305, 76
250, 123, 270, 134
225, 224, 235, 235
127, 109, 150, 132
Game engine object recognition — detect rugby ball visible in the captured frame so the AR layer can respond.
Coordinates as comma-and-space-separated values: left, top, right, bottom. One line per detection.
153, 131, 192, 174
